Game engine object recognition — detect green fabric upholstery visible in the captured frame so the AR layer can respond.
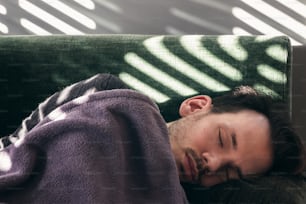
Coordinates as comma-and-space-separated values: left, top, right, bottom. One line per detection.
1, 35, 304, 203
0, 35, 291, 136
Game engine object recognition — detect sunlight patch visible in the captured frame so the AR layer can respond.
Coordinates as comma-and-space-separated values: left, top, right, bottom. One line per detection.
119, 72, 170, 103
266, 45, 288, 63
217, 35, 248, 61
85, 74, 99, 83
254, 83, 280, 98
255, 35, 276, 42
180, 35, 243, 81
56, 83, 77, 104
143, 36, 230, 92
49, 108, 67, 121
0, 151, 12, 172
257, 64, 287, 84
73, 95, 90, 105
124, 52, 197, 96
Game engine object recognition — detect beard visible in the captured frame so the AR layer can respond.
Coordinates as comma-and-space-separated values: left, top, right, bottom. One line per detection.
168, 120, 207, 184
168, 117, 190, 146
167, 111, 210, 184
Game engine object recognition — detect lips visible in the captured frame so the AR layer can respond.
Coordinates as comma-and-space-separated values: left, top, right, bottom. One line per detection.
183, 152, 198, 183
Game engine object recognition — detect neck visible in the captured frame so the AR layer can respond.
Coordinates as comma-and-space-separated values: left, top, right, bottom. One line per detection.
166, 121, 174, 128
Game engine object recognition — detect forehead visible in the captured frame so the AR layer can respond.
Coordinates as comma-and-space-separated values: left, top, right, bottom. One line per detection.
227, 110, 273, 175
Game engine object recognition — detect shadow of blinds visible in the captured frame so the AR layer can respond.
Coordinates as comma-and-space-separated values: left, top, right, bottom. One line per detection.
120, 35, 288, 103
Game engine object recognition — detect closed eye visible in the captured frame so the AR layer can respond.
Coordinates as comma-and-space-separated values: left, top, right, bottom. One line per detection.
218, 128, 223, 147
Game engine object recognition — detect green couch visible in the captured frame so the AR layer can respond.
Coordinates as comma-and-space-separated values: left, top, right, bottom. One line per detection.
0, 35, 305, 203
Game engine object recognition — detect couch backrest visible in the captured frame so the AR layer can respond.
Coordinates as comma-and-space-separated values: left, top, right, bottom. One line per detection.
0, 35, 291, 136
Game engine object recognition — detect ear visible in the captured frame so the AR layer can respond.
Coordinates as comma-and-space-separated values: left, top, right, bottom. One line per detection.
179, 95, 212, 117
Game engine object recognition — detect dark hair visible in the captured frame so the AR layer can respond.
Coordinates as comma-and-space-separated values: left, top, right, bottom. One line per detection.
210, 86, 305, 175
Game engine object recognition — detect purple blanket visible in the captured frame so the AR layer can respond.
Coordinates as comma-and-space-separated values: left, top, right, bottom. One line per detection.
0, 89, 187, 203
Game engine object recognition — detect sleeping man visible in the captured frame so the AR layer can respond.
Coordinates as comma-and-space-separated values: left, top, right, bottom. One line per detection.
0, 74, 304, 203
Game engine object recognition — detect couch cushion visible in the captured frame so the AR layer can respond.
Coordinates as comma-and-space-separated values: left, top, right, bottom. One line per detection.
0, 35, 291, 136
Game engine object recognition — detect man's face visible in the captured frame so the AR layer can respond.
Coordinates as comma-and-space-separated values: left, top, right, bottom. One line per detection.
168, 96, 273, 187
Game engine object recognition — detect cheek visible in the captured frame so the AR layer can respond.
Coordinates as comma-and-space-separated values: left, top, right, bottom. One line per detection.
190, 128, 215, 149
180, 125, 202, 143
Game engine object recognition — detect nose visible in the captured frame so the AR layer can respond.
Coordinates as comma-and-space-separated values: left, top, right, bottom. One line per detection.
201, 152, 227, 173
